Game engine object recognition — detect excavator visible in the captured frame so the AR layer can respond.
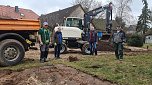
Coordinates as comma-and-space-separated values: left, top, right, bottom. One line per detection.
84, 2, 112, 33
54, 2, 113, 54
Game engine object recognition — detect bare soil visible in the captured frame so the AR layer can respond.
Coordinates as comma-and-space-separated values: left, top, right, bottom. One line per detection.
0, 64, 117, 85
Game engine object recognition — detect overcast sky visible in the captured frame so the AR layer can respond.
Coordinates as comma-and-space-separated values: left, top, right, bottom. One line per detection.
0, 0, 152, 22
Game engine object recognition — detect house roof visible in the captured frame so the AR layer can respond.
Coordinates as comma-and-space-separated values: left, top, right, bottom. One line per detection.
0, 5, 39, 20
39, 4, 82, 27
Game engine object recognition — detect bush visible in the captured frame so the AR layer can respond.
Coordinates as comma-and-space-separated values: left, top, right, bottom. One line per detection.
127, 34, 144, 47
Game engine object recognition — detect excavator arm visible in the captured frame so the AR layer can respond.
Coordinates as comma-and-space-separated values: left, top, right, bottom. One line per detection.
84, 2, 112, 33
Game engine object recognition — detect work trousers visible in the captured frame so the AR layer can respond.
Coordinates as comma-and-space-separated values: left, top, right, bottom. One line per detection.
54, 44, 61, 58
40, 44, 49, 61
89, 42, 97, 55
114, 42, 123, 59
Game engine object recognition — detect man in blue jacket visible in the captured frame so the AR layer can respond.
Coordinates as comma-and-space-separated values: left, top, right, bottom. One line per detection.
53, 27, 62, 59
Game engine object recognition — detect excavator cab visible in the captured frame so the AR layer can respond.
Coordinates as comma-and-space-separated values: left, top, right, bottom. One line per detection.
64, 17, 83, 30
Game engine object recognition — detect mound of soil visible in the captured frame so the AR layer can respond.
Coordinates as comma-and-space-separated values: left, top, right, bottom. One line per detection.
0, 65, 116, 85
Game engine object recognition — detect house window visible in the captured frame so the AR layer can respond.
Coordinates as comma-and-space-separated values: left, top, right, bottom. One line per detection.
20, 13, 25, 17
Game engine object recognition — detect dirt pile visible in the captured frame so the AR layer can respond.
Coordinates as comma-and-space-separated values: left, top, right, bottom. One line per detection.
68, 56, 79, 62
0, 65, 116, 85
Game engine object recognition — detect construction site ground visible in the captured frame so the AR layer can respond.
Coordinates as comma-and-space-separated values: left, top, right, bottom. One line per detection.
0, 46, 151, 85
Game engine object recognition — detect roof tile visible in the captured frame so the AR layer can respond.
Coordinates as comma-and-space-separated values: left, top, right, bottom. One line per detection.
0, 5, 39, 20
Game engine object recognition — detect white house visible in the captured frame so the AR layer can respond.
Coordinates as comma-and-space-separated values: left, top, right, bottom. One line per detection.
145, 35, 152, 44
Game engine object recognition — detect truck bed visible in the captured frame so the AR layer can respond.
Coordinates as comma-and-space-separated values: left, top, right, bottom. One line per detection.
0, 19, 40, 31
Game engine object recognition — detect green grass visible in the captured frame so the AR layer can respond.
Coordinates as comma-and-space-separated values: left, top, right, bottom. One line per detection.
0, 52, 152, 85
52, 53, 152, 85
0, 59, 52, 71
143, 44, 152, 49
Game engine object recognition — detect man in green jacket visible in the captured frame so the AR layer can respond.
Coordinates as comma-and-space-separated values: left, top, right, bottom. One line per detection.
38, 22, 51, 63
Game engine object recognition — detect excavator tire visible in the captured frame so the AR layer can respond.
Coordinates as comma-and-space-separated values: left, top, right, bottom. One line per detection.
82, 43, 90, 55
60, 43, 67, 54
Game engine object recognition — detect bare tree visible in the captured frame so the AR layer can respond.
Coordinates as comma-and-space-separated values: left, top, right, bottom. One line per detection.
112, 0, 133, 26
150, 8, 152, 22
72, 0, 102, 12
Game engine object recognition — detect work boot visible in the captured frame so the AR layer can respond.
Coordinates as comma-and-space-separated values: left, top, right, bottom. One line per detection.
40, 59, 44, 63
44, 58, 48, 62
40, 58, 45, 63
57, 57, 61, 59
44, 51, 48, 62
95, 49, 97, 55
40, 51, 45, 63
90, 50, 93, 55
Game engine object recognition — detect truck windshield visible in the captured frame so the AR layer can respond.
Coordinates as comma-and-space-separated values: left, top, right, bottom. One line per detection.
65, 18, 83, 30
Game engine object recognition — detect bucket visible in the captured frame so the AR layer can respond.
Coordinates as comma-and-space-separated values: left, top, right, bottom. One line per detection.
97, 32, 102, 38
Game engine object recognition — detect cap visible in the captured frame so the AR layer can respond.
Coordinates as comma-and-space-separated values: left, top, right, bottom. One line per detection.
57, 27, 62, 31
43, 22, 48, 26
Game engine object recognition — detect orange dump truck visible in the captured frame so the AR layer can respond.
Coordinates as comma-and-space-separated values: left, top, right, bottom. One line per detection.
0, 19, 40, 66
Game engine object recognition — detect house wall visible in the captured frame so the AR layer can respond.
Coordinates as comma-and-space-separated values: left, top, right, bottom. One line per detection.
145, 35, 152, 44
126, 31, 136, 34
69, 6, 85, 18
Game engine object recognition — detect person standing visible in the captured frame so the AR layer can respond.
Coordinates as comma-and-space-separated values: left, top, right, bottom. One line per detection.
53, 27, 62, 59
88, 27, 98, 55
38, 22, 51, 63
112, 26, 126, 60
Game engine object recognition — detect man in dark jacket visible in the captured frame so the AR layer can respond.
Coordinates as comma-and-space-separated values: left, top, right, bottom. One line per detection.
53, 27, 62, 59
112, 26, 126, 60
88, 27, 98, 55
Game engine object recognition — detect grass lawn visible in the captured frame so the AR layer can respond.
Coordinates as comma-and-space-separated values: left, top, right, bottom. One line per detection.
0, 59, 52, 71
143, 44, 152, 49
53, 52, 152, 85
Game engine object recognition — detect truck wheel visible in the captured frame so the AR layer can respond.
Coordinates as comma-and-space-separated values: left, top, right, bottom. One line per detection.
0, 39, 25, 66
60, 43, 67, 54
82, 43, 90, 55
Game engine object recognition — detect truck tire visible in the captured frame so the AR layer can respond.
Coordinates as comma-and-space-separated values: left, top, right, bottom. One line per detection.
0, 39, 25, 66
60, 43, 67, 54
82, 43, 90, 55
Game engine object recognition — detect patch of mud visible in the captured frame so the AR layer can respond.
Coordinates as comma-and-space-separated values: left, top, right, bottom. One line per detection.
0, 65, 116, 85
